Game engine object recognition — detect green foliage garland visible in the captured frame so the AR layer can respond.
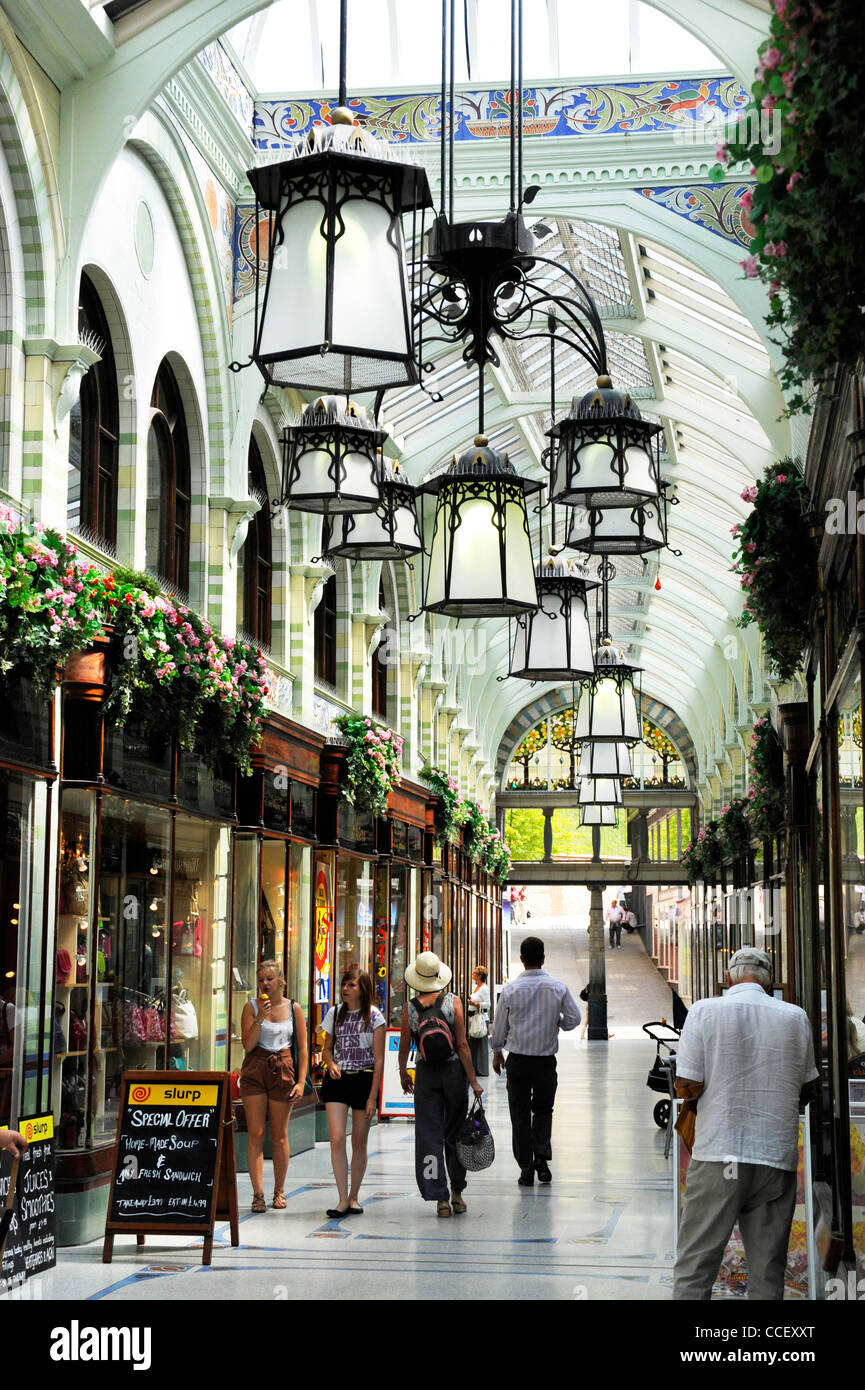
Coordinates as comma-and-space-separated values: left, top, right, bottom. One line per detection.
712, 0, 865, 413
334, 713, 403, 820
418, 765, 468, 844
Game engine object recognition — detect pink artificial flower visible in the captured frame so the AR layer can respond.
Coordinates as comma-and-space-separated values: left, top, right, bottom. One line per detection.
715, 141, 729, 164
739, 188, 754, 214
740, 255, 759, 279
776, 474, 788, 483
786, 171, 802, 191
745, 541, 757, 553
740, 485, 758, 503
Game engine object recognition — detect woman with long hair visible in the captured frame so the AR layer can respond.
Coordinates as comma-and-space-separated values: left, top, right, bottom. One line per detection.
238, 959, 307, 1213
321, 966, 386, 1218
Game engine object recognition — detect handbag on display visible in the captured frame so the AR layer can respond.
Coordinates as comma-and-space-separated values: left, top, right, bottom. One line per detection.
170, 987, 198, 1040
468, 1009, 488, 1039
455, 1096, 495, 1172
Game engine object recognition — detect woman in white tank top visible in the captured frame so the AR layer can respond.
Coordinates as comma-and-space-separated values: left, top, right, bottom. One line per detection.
238, 958, 308, 1213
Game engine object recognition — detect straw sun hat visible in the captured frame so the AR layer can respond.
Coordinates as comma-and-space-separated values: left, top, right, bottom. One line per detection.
404, 951, 452, 993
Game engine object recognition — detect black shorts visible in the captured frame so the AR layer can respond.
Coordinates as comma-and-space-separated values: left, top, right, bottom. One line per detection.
320, 1070, 376, 1110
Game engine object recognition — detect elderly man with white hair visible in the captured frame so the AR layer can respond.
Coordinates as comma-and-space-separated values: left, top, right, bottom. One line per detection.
672, 946, 819, 1300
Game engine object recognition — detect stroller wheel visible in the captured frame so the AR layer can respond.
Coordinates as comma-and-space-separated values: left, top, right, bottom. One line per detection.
653, 1099, 671, 1130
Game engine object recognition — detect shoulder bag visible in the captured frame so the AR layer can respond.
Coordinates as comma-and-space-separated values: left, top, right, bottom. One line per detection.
289, 998, 315, 1098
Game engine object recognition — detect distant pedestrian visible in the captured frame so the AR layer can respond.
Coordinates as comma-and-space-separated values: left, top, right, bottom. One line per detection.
605, 898, 624, 949
398, 952, 483, 1217
468, 966, 491, 1077
491, 936, 580, 1186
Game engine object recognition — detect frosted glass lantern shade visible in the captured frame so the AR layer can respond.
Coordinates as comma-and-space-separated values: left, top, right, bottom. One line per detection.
578, 742, 632, 778
280, 398, 385, 515
578, 776, 622, 806
549, 378, 663, 510
509, 580, 596, 680
422, 437, 540, 619
575, 673, 640, 743
247, 135, 432, 392
566, 497, 666, 556
580, 804, 618, 827
323, 468, 422, 560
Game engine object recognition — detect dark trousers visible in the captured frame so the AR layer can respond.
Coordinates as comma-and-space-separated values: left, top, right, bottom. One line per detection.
413, 1058, 469, 1200
505, 1053, 558, 1171
608, 920, 622, 947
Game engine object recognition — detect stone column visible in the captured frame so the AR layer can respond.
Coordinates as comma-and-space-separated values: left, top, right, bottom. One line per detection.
542, 806, 554, 863
587, 884, 608, 1040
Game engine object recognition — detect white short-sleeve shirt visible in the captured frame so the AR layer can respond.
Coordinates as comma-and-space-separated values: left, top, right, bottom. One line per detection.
675, 982, 819, 1170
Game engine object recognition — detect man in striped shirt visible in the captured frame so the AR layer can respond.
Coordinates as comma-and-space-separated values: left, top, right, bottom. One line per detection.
491, 937, 581, 1186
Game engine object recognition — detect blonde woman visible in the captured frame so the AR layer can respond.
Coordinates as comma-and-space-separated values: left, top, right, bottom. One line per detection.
238, 960, 307, 1212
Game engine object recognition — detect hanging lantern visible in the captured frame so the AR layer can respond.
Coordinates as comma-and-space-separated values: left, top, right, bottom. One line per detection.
279, 395, 384, 514
322, 458, 422, 560
246, 113, 432, 392
580, 803, 618, 827
578, 741, 632, 779
549, 377, 663, 510
422, 435, 540, 619
575, 639, 641, 745
509, 550, 599, 680
565, 491, 669, 556
578, 776, 623, 807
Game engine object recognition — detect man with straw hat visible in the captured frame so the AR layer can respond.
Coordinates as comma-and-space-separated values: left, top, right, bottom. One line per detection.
398, 951, 483, 1217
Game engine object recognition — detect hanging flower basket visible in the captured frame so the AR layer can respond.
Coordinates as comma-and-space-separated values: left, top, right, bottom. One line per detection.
731, 462, 816, 682
418, 765, 469, 844
334, 713, 403, 820
681, 838, 704, 885
747, 717, 786, 840
718, 799, 752, 862
697, 821, 723, 877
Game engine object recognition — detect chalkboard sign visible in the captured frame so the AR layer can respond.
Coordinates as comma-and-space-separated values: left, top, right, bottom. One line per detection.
103, 1072, 238, 1266
0, 1113, 56, 1288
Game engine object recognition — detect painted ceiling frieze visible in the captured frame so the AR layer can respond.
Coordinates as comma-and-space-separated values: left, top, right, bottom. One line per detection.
638, 183, 754, 248
199, 41, 255, 132
253, 76, 748, 150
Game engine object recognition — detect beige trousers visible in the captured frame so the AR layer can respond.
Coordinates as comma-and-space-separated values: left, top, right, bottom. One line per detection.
673, 1158, 797, 1300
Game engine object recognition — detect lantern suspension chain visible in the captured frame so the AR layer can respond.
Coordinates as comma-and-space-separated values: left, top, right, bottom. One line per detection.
338, 0, 348, 109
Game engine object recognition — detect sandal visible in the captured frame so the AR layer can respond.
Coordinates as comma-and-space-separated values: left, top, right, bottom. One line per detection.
272, 1191, 286, 1209
251, 1193, 266, 1213
436, 1199, 452, 1218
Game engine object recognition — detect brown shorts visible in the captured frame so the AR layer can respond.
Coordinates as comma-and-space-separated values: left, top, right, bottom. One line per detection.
238, 1046, 296, 1103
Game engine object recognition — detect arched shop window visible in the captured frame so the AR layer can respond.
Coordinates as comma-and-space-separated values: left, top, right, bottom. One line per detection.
67, 271, 119, 547
314, 572, 337, 688
146, 359, 191, 594
238, 435, 272, 648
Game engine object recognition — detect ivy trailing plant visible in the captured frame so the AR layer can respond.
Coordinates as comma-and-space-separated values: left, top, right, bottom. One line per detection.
418, 765, 468, 844
681, 838, 704, 885
747, 717, 786, 838
334, 713, 403, 819
731, 461, 816, 682
718, 798, 752, 861
462, 799, 491, 859
479, 826, 512, 885
712, 0, 865, 413
0, 511, 269, 773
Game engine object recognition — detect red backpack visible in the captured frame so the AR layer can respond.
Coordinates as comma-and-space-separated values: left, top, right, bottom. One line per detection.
412, 991, 456, 1063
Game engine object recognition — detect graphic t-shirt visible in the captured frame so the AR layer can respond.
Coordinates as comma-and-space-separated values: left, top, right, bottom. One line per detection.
323, 1005, 386, 1070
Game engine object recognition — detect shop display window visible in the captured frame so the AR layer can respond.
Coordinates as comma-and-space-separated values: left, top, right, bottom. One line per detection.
287, 843, 311, 1011
231, 835, 259, 1073
263, 778, 290, 834
313, 852, 335, 1039
291, 781, 316, 840
1, 773, 50, 1128
374, 865, 389, 1017
339, 805, 375, 853
0, 680, 52, 770
103, 719, 172, 803
336, 856, 374, 981
169, 813, 231, 1073
387, 863, 408, 1026
177, 753, 235, 821
838, 673, 865, 1076
261, 839, 286, 962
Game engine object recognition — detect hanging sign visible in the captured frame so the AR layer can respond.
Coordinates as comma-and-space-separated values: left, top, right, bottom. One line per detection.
379, 1029, 415, 1118
0, 1113, 56, 1289
102, 1071, 238, 1266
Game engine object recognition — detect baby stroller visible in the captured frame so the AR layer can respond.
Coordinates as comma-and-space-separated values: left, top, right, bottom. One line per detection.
643, 1020, 680, 1154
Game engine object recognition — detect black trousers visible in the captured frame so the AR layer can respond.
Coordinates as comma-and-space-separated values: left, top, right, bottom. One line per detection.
505, 1053, 558, 1171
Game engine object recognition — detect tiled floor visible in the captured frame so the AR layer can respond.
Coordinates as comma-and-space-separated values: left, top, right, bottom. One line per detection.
10, 925, 681, 1303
